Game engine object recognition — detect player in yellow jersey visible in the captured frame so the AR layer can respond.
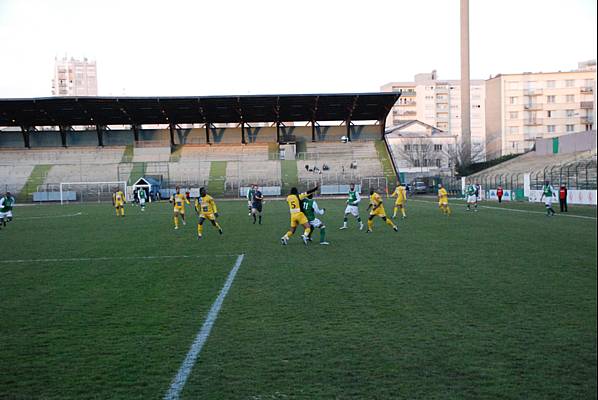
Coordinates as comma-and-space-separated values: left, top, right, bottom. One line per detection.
437, 184, 451, 215
390, 182, 407, 219
170, 186, 190, 229
112, 188, 126, 217
194, 187, 223, 239
366, 189, 398, 233
281, 186, 318, 246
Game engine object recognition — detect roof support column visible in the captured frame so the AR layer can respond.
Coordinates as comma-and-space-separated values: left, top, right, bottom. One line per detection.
380, 120, 386, 140
276, 122, 281, 144
205, 123, 211, 144
96, 125, 104, 147
311, 121, 316, 142
132, 124, 140, 142
59, 126, 68, 148
346, 120, 351, 142
241, 121, 246, 144
169, 123, 176, 147
21, 126, 31, 149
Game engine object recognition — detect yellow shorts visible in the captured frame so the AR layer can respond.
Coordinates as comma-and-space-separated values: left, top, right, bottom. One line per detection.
200, 213, 216, 221
174, 206, 185, 214
114, 201, 124, 208
439, 200, 448, 206
370, 206, 387, 217
290, 212, 308, 228
395, 201, 405, 207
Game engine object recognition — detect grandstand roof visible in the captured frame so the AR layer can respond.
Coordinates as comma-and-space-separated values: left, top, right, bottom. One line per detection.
0, 93, 400, 127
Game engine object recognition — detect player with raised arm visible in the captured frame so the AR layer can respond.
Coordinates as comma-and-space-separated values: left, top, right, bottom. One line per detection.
112, 188, 126, 217
0, 192, 16, 228
246, 184, 256, 216
302, 193, 330, 245
465, 183, 478, 212
195, 187, 223, 239
281, 185, 318, 246
391, 182, 407, 219
340, 183, 364, 230
366, 189, 398, 233
170, 186, 190, 229
540, 180, 556, 216
251, 186, 264, 224
438, 184, 451, 216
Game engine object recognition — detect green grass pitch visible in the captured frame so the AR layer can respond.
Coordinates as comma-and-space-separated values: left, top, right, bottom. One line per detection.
0, 197, 596, 399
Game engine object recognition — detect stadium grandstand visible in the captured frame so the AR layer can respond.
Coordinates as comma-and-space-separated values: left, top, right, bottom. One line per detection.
0, 93, 400, 202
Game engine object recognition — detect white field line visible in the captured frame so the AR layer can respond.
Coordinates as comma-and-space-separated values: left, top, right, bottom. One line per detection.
18, 212, 84, 220
164, 254, 245, 400
0, 254, 239, 264
409, 198, 597, 220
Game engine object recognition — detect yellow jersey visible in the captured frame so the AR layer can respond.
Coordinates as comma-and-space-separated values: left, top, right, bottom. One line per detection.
286, 193, 309, 214
195, 195, 218, 215
438, 188, 448, 201
391, 186, 407, 203
113, 191, 125, 204
370, 192, 383, 207
171, 193, 190, 208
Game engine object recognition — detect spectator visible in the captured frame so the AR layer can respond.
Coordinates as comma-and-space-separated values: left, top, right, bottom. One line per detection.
497, 186, 504, 203
305, 164, 309, 171
322, 163, 329, 171
559, 184, 568, 212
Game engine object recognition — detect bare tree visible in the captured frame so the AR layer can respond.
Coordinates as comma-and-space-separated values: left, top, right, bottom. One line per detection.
444, 141, 484, 175
396, 138, 436, 170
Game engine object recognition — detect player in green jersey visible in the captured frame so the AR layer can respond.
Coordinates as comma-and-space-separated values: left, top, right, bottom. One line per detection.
302, 194, 329, 245
340, 183, 364, 230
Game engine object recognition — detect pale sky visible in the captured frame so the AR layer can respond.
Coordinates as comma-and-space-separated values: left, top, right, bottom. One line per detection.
0, 0, 596, 98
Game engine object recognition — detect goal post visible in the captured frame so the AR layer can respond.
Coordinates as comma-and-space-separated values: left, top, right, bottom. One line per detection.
59, 181, 128, 205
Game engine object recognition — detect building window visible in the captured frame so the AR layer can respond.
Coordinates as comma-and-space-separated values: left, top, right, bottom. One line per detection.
509, 96, 517, 105
566, 124, 575, 132
435, 159, 442, 167
404, 144, 411, 151
566, 109, 575, 117
508, 127, 519, 134
547, 125, 556, 133
510, 112, 518, 119
414, 159, 420, 167
547, 95, 556, 103
546, 110, 553, 118
434, 144, 443, 151
566, 94, 575, 102
565, 79, 575, 87
547, 80, 556, 88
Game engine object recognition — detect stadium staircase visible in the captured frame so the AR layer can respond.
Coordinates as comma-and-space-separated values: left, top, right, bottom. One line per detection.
127, 163, 146, 185
281, 160, 299, 193
121, 145, 134, 163
207, 161, 226, 196
17, 164, 52, 202
375, 140, 398, 184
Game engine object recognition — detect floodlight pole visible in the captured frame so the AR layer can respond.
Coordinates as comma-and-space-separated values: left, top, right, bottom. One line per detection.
380, 119, 386, 140
460, 0, 471, 165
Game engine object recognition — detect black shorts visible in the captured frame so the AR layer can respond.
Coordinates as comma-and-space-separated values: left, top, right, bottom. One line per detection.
252, 203, 262, 212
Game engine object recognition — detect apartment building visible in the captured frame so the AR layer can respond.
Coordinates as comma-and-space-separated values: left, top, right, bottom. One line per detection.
381, 71, 486, 161
51, 56, 98, 96
485, 62, 596, 159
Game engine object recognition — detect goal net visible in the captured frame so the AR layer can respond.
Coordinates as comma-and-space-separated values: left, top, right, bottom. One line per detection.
59, 181, 128, 204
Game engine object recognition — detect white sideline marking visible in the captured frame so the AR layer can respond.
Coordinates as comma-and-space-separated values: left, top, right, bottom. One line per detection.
164, 254, 245, 400
409, 198, 597, 220
18, 212, 83, 220
0, 254, 238, 264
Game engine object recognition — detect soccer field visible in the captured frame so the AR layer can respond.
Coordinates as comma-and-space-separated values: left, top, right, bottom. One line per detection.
0, 198, 596, 399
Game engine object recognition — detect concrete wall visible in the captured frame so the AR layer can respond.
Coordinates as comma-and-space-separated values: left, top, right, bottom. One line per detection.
104, 130, 134, 146
29, 132, 62, 147
0, 132, 24, 148
67, 131, 99, 147
535, 130, 597, 155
